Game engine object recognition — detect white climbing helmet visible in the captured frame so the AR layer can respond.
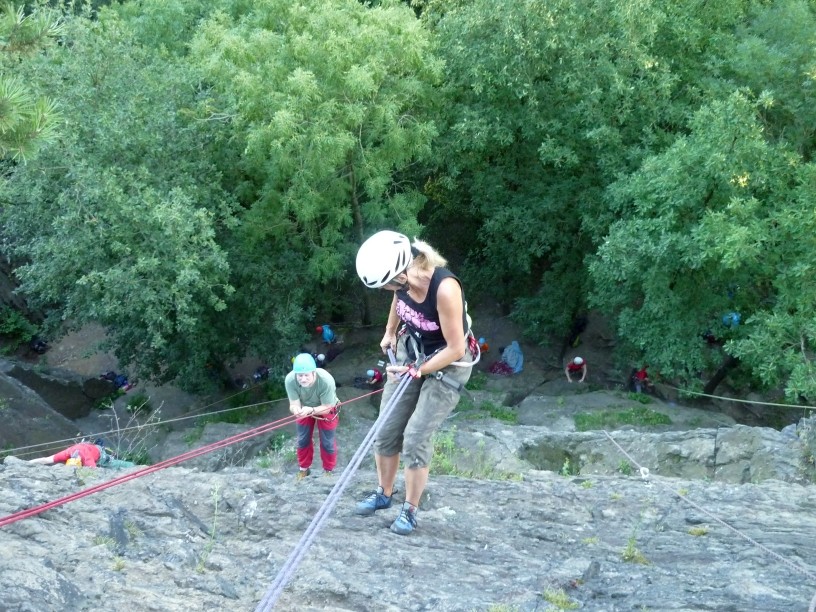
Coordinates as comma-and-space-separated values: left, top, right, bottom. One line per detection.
356, 230, 413, 288
573, 356, 584, 365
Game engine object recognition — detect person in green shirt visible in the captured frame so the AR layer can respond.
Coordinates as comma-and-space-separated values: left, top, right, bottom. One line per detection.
284, 353, 340, 480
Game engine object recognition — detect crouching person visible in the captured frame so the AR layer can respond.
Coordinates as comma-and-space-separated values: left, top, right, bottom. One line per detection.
285, 353, 340, 480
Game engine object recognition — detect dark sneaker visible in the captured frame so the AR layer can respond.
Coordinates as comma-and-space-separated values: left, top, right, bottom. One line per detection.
390, 502, 417, 535
296, 468, 311, 480
355, 486, 392, 516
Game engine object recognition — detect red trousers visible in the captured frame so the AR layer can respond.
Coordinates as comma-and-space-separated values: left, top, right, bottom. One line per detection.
295, 411, 338, 471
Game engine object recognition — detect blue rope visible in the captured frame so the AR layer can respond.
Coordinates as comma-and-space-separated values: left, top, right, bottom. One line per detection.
254, 356, 411, 611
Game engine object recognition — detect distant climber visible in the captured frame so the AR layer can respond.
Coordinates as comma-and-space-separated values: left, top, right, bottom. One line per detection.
253, 365, 270, 383
565, 356, 587, 383
722, 312, 741, 328
100, 371, 134, 392
29, 337, 48, 355
632, 365, 653, 394
316, 324, 336, 344
28, 439, 135, 468
366, 368, 383, 387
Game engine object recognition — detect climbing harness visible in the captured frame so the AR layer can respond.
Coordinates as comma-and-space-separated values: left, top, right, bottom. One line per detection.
399, 325, 480, 397
308, 403, 341, 423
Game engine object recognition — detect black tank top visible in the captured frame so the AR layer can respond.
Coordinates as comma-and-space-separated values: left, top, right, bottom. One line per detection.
395, 268, 469, 355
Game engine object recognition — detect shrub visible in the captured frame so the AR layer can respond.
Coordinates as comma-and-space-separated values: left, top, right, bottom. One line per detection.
0, 306, 37, 353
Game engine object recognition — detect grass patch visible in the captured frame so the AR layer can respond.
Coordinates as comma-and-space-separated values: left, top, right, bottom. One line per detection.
542, 587, 579, 610
454, 397, 517, 424
0, 306, 37, 354
621, 521, 650, 565
125, 392, 152, 415
196, 485, 220, 573
466, 371, 488, 391
257, 432, 297, 469
183, 424, 205, 446
621, 535, 650, 564
574, 405, 671, 431
94, 389, 125, 410
431, 428, 520, 481
688, 526, 709, 536
93, 536, 116, 549
483, 402, 518, 423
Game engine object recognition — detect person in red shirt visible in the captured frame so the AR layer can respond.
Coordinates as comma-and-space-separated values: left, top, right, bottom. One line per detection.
565, 356, 587, 383
366, 368, 384, 387
29, 441, 104, 467
633, 366, 651, 393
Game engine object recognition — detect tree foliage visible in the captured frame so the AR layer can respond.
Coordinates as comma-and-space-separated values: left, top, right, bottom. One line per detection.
2, 0, 440, 387
2, 0, 816, 404
1, 7, 238, 387
0, 2, 62, 160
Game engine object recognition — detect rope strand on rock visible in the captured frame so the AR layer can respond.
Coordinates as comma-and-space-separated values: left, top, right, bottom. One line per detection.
602, 430, 816, 584
254, 349, 402, 611
0, 389, 382, 528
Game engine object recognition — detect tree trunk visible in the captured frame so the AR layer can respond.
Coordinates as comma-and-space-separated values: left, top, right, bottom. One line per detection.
703, 354, 740, 396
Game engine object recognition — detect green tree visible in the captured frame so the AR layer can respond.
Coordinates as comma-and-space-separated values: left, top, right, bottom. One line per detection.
190, 0, 441, 324
424, 0, 727, 341
590, 90, 816, 400
588, 0, 816, 399
0, 2, 62, 160
1, 7, 239, 388
2, 0, 441, 387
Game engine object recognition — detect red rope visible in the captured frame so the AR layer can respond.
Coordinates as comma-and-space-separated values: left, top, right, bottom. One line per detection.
0, 388, 384, 529
0, 414, 300, 528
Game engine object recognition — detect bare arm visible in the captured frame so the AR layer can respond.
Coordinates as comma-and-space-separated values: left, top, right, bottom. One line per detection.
380, 293, 400, 353
29, 456, 57, 465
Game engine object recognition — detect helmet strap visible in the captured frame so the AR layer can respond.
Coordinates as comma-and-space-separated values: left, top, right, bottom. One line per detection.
389, 271, 410, 292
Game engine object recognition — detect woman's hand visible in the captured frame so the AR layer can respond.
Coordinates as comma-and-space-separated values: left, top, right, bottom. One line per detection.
385, 365, 422, 381
380, 331, 397, 354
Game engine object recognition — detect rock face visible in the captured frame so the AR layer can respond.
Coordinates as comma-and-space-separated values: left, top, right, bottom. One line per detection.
0, 358, 115, 421
0, 367, 83, 454
2, 397, 816, 612
1, 457, 816, 612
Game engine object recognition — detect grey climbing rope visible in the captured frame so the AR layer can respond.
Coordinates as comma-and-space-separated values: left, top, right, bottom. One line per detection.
254, 351, 411, 611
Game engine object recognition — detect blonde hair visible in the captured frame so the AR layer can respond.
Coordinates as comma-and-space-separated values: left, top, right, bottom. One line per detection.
411, 238, 447, 270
